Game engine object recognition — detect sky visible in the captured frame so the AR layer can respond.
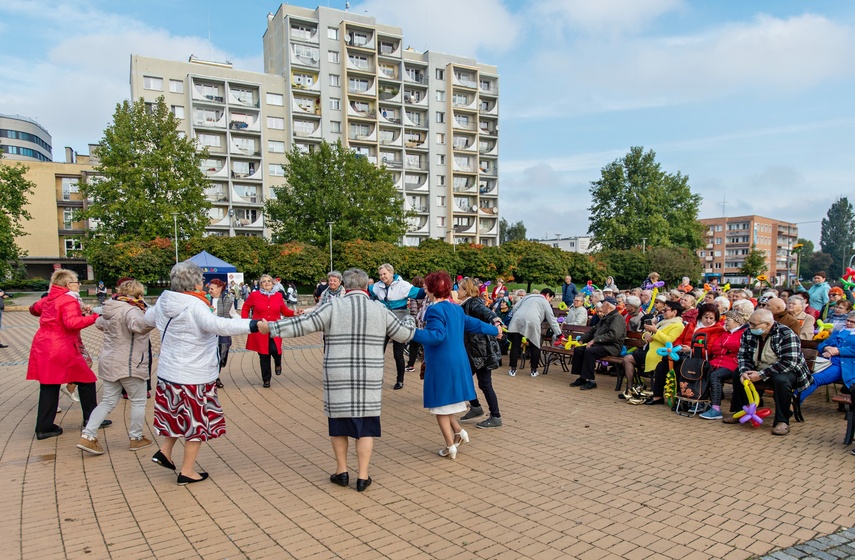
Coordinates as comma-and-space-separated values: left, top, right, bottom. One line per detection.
2, 0, 853, 246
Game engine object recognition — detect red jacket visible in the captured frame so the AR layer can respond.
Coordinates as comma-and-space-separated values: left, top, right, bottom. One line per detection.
675, 322, 723, 352
27, 285, 98, 384
241, 290, 293, 354
707, 325, 747, 371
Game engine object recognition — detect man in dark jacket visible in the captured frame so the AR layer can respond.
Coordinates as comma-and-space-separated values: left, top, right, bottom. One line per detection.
570, 297, 627, 390
561, 276, 578, 308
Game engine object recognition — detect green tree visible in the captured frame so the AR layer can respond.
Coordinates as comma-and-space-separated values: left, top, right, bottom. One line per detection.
819, 197, 855, 277
182, 236, 273, 280
805, 251, 834, 279
398, 239, 460, 278
333, 239, 401, 277
740, 244, 768, 283
600, 249, 650, 288
0, 155, 35, 276
587, 146, 704, 251
265, 141, 411, 246
85, 238, 175, 285
79, 98, 210, 247
268, 242, 328, 286
503, 240, 565, 292
647, 247, 703, 286
499, 218, 527, 243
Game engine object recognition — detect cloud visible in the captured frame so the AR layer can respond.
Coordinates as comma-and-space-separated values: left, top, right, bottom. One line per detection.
512, 13, 855, 119
350, 0, 519, 59
532, 0, 684, 34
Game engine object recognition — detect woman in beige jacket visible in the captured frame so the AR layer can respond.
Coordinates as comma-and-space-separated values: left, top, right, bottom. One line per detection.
76, 280, 156, 455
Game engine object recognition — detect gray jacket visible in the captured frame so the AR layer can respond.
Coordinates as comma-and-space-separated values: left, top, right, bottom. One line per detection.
508, 294, 561, 347
268, 291, 415, 418
95, 298, 155, 382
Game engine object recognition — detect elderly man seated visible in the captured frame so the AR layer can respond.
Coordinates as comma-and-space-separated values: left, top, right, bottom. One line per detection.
569, 297, 627, 390
724, 309, 812, 436
798, 311, 855, 403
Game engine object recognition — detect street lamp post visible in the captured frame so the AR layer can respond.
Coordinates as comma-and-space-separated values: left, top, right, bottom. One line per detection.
641, 238, 647, 254
327, 221, 335, 272
171, 212, 179, 264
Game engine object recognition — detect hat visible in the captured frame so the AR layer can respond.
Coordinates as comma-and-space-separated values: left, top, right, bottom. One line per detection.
116, 277, 134, 287
602, 287, 614, 292
829, 286, 845, 296
656, 295, 667, 302
208, 278, 226, 287
602, 296, 618, 306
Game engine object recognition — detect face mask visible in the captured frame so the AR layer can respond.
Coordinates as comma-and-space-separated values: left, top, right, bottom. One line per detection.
750, 328, 764, 336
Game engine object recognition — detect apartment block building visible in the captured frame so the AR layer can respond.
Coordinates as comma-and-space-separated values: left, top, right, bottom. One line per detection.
130, 55, 290, 237
534, 235, 593, 254
0, 113, 53, 162
263, 5, 500, 246
2, 147, 99, 279
698, 215, 798, 285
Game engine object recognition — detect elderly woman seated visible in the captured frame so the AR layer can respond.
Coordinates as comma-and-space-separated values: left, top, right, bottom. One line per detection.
787, 295, 816, 340
566, 295, 588, 326
714, 296, 731, 316
620, 301, 685, 401
624, 296, 645, 332
799, 311, 855, 403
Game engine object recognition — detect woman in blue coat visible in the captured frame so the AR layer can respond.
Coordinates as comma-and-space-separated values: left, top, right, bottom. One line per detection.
799, 311, 855, 402
412, 271, 502, 460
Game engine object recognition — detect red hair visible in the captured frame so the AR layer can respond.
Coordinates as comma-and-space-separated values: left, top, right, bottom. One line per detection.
424, 271, 452, 299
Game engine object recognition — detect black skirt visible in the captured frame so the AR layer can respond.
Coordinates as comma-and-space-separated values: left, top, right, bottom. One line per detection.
328, 417, 381, 439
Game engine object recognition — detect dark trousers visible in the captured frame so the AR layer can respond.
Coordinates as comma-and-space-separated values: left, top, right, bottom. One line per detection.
570, 346, 612, 381
730, 369, 796, 425
384, 338, 407, 383
258, 338, 282, 383
36, 382, 97, 433
406, 341, 421, 368
468, 366, 501, 417
508, 333, 541, 372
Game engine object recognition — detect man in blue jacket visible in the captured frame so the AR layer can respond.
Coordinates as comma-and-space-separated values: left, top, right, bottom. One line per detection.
372, 263, 425, 389
561, 276, 578, 308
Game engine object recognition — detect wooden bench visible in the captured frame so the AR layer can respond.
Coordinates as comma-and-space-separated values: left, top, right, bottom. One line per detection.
539, 324, 591, 375
831, 393, 854, 445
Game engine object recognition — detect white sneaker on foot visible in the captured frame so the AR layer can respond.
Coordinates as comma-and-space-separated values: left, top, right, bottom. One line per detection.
508, 370, 516, 377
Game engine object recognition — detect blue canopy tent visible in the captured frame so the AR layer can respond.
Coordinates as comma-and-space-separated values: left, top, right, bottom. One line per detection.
187, 251, 236, 284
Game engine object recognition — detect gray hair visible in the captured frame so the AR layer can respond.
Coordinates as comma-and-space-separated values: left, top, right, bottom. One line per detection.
328, 270, 343, 281
848, 311, 855, 320
626, 296, 641, 308
732, 299, 754, 320
259, 274, 274, 284
170, 261, 204, 292
787, 295, 805, 308
378, 263, 394, 275
714, 296, 730, 310
342, 268, 369, 290
751, 308, 774, 325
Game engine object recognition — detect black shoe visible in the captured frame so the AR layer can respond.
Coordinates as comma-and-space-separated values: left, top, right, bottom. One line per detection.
356, 477, 372, 492
393, 382, 404, 390
36, 426, 63, 440
580, 381, 597, 390
177, 472, 209, 485
0, 343, 8, 348
644, 397, 664, 405
152, 450, 176, 470
570, 377, 586, 387
215, 379, 224, 389
330, 472, 349, 487
275, 366, 282, 376
99, 420, 112, 428
263, 381, 271, 388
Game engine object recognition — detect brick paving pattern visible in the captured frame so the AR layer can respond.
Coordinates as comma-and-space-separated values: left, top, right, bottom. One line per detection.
1, 303, 854, 559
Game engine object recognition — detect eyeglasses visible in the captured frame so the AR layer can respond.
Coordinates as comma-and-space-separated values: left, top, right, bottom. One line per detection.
846, 319, 855, 325
68, 281, 80, 285
748, 321, 768, 329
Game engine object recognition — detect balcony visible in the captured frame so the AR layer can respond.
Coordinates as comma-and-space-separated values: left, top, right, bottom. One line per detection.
229, 117, 261, 133
453, 159, 476, 173
381, 157, 403, 168
403, 113, 426, 128
452, 96, 478, 111
478, 140, 497, 155
228, 91, 259, 108
192, 85, 225, 104
453, 179, 477, 193
479, 206, 499, 217
452, 74, 477, 89
348, 127, 377, 142
201, 161, 228, 178
231, 164, 262, 181
454, 221, 477, 234
479, 166, 498, 177
291, 75, 321, 93
403, 72, 428, 85
479, 126, 498, 136
404, 176, 428, 191
348, 83, 376, 97
232, 186, 263, 205
348, 103, 376, 119
294, 121, 322, 139
290, 27, 319, 44
345, 30, 375, 50
292, 98, 321, 117
479, 99, 498, 115
404, 136, 428, 150
378, 41, 401, 58
479, 80, 498, 96
405, 159, 426, 171
379, 108, 401, 125
452, 118, 476, 131
403, 92, 428, 107
205, 190, 229, 203
479, 218, 498, 235
407, 216, 430, 234
347, 57, 375, 73
453, 137, 477, 153
194, 113, 226, 129
479, 180, 497, 195
208, 212, 230, 227
229, 141, 261, 158
232, 214, 264, 229
379, 131, 402, 147
379, 87, 401, 101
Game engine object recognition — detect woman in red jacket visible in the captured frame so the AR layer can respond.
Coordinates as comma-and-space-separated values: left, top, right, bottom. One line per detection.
242, 274, 295, 387
699, 309, 749, 420
27, 269, 100, 440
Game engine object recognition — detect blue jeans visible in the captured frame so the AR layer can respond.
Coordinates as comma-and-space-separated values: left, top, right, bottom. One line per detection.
799, 363, 842, 403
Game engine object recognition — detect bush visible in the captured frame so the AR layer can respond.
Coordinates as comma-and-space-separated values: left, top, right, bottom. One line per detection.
0, 278, 50, 292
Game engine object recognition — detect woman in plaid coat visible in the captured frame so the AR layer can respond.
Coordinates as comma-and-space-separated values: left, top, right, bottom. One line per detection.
267, 268, 415, 492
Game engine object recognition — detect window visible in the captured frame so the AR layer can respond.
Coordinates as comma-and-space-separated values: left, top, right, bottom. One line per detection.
266, 93, 284, 106
330, 74, 340, 87
436, 69, 444, 80
349, 123, 371, 138
197, 133, 222, 148
479, 79, 492, 92
293, 73, 315, 87
63, 209, 74, 229
436, 90, 445, 102
171, 105, 184, 119
379, 41, 396, 54
291, 24, 316, 40
348, 54, 369, 69
715, 263, 722, 269
436, 112, 445, 123
330, 121, 342, 133
143, 76, 163, 91
268, 140, 285, 153
715, 238, 722, 245
437, 154, 445, 165
232, 88, 254, 105
714, 251, 722, 257
436, 195, 446, 207
329, 98, 341, 110
328, 50, 340, 63
715, 225, 722, 231
452, 93, 468, 105
269, 163, 284, 176
437, 216, 446, 227
328, 27, 339, 40
267, 117, 285, 130
293, 44, 320, 64
436, 133, 445, 144
699, 251, 706, 257
348, 77, 368, 92
169, 79, 184, 93
64, 238, 82, 252
61, 178, 79, 200
437, 175, 445, 186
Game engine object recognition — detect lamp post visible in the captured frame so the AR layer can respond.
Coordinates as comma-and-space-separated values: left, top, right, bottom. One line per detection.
171, 212, 179, 264
327, 221, 335, 272
641, 238, 647, 254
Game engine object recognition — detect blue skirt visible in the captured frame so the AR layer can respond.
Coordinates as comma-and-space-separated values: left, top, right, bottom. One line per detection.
328, 417, 381, 438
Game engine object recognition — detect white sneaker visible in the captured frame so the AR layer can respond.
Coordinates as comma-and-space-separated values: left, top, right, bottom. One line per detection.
508, 370, 516, 377
530, 370, 539, 377
61, 385, 80, 403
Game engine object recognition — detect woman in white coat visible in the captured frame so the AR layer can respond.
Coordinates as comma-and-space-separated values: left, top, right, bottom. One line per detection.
506, 289, 562, 377
145, 261, 268, 485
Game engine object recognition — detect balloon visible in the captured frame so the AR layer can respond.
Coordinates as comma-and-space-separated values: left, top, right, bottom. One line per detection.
564, 337, 584, 350
483, 281, 491, 286
656, 342, 682, 360
721, 283, 731, 292
815, 319, 833, 332
558, 302, 568, 310
653, 281, 665, 288
843, 267, 855, 282
704, 283, 712, 291
842, 277, 855, 291
731, 379, 771, 427
557, 316, 565, 323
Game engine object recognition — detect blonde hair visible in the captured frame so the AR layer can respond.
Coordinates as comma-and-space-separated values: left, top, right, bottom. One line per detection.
117, 279, 144, 298
50, 269, 78, 287
457, 277, 480, 299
